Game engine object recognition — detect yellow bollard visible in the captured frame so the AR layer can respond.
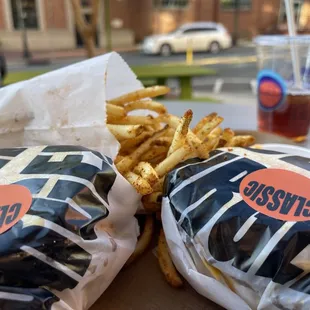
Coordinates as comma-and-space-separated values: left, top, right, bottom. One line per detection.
186, 39, 193, 65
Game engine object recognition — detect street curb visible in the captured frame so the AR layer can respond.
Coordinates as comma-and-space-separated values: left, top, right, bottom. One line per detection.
6, 45, 140, 66
162, 55, 257, 67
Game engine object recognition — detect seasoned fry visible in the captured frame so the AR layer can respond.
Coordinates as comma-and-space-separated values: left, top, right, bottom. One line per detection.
106, 104, 126, 118
145, 125, 155, 132
209, 127, 222, 138
153, 177, 165, 192
125, 215, 154, 266
203, 127, 222, 150
155, 144, 192, 178
196, 116, 224, 140
124, 171, 153, 195
124, 99, 167, 114
155, 114, 181, 128
149, 154, 168, 167
228, 135, 255, 147
141, 146, 168, 162
142, 192, 163, 205
152, 121, 163, 131
116, 157, 134, 175
108, 86, 170, 106
158, 228, 183, 287
201, 257, 235, 291
151, 136, 173, 147
156, 211, 162, 221
142, 202, 161, 213
116, 128, 169, 173
108, 115, 154, 125
120, 132, 153, 152
107, 124, 145, 141
114, 155, 124, 164
168, 110, 192, 156
134, 162, 159, 186
218, 128, 235, 147
193, 112, 217, 134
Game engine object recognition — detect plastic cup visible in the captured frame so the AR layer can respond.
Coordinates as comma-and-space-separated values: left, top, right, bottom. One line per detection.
254, 35, 310, 142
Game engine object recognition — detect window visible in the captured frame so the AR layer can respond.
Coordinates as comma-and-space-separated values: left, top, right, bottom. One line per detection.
278, 0, 303, 26
81, 0, 91, 7
11, 0, 38, 29
220, 0, 252, 10
154, 0, 189, 9
183, 27, 217, 34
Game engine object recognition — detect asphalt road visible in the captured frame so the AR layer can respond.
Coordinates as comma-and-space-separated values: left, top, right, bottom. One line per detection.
8, 46, 257, 93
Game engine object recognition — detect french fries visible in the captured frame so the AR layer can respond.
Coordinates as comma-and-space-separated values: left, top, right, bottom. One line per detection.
140, 146, 168, 162
158, 229, 183, 287
106, 84, 255, 288
107, 86, 170, 106
124, 99, 167, 114
106, 104, 125, 119
108, 115, 154, 125
107, 124, 145, 141
133, 162, 159, 186
124, 171, 153, 195
125, 215, 154, 266
167, 109, 192, 156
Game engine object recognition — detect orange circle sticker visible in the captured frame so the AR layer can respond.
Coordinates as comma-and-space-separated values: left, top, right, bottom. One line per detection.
0, 185, 32, 234
240, 169, 310, 222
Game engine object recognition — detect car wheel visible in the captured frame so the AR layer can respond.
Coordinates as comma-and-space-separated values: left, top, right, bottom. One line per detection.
209, 41, 221, 54
160, 44, 172, 57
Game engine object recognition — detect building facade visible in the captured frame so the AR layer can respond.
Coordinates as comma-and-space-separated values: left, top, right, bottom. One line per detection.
0, 0, 135, 51
0, 0, 309, 52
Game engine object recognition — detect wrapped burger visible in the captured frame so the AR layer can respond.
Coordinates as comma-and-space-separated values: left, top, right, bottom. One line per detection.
0, 52, 144, 310
0, 145, 140, 310
162, 146, 310, 310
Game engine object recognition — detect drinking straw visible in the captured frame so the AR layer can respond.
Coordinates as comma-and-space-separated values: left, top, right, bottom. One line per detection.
284, 0, 302, 89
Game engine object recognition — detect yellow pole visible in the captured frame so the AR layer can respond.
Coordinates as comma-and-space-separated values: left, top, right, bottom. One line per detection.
186, 39, 193, 65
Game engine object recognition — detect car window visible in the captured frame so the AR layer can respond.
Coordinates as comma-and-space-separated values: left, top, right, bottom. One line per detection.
182, 27, 218, 34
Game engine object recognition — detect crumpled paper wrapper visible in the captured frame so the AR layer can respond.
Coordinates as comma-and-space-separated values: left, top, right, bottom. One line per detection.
0, 52, 146, 310
0, 52, 144, 160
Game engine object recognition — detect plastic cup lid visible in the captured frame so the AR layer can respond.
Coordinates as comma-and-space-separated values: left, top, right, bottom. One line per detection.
254, 35, 310, 46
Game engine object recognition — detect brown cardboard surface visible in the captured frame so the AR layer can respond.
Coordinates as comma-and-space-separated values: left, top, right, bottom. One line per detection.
91, 249, 223, 310
91, 132, 302, 310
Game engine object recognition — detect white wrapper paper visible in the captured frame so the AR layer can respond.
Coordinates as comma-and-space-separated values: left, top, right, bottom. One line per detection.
0, 52, 144, 159
0, 52, 144, 310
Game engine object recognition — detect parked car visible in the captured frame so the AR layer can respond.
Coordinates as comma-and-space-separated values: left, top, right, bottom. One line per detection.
142, 22, 232, 56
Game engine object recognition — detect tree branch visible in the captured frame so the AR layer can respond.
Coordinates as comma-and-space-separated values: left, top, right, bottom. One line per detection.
70, 0, 87, 34
90, 0, 100, 33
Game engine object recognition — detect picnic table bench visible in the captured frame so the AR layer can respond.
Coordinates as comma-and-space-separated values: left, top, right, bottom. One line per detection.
131, 64, 216, 100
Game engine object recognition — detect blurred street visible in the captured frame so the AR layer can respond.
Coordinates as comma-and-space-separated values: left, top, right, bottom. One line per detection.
6, 45, 257, 97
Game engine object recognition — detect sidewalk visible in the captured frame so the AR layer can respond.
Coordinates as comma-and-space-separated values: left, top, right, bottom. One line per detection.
4, 45, 139, 66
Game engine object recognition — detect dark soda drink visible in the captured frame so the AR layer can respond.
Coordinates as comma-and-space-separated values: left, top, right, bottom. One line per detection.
254, 35, 310, 141
258, 92, 310, 140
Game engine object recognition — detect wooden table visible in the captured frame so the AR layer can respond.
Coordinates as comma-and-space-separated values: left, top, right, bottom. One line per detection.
131, 65, 216, 100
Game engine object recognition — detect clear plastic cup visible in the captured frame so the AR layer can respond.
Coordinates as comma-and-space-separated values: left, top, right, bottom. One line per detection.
254, 35, 310, 142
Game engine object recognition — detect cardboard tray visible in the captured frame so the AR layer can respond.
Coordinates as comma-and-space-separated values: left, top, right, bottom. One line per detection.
90, 132, 302, 310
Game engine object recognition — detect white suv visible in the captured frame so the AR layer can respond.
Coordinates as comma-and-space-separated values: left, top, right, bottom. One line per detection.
142, 22, 232, 56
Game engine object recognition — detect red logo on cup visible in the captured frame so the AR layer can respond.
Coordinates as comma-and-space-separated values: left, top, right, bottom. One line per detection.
257, 70, 287, 111
0, 185, 32, 234
240, 169, 310, 222
259, 81, 282, 108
